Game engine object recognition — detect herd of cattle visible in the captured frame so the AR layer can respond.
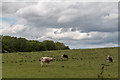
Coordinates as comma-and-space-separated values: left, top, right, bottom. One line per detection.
41, 54, 113, 67
41, 54, 68, 67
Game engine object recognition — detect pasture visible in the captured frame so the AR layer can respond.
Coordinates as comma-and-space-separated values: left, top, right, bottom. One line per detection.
2, 47, 118, 78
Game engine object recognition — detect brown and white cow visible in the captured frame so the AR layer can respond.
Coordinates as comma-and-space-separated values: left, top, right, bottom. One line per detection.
41, 57, 55, 67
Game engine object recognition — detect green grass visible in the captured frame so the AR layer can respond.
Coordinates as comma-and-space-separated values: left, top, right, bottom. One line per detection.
2, 47, 118, 78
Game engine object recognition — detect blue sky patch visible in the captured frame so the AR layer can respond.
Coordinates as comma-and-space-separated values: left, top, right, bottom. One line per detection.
0, 17, 17, 25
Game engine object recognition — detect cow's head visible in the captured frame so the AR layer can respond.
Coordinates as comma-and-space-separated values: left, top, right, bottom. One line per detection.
50, 58, 55, 61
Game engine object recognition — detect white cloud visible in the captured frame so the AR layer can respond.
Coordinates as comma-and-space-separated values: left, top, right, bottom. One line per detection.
2, 2, 118, 48
102, 13, 118, 19
38, 28, 90, 40
13, 2, 118, 32
1, 22, 27, 35
38, 28, 118, 41
57, 15, 78, 23
12, 25, 27, 33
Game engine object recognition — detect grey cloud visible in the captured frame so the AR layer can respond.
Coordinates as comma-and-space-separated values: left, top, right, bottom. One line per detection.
14, 2, 118, 32
2, 2, 118, 49
37, 27, 118, 45
2, 2, 36, 18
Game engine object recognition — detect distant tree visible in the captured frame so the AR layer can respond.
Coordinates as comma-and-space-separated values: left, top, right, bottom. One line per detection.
38, 42, 47, 51
43, 40, 56, 50
2, 35, 69, 53
55, 42, 68, 50
65, 46, 70, 49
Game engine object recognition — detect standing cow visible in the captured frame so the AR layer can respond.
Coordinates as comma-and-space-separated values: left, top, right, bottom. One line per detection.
41, 57, 55, 67
106, 55, 113, 62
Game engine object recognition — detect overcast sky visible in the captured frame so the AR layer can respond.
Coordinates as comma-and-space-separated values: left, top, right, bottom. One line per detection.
0, 1, 118, 49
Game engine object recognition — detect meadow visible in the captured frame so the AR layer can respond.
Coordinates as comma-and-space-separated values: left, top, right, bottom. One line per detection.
2, 47, 118, 78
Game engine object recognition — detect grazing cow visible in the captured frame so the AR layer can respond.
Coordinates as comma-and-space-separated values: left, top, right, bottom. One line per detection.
61, 54, 68, 59
41, 57, 55, 67
106, 55, 113, 62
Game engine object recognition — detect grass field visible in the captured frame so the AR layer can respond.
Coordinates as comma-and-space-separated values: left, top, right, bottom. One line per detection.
2, 47, 118, 78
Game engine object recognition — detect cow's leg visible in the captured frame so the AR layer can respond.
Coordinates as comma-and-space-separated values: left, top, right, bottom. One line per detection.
41, 61, 43, 67
110, 59, 112, 62
46, 61, 50, 67
107, 58, 110, 63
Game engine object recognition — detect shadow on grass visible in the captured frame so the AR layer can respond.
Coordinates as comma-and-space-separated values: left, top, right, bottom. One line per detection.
99, 64, 110, 66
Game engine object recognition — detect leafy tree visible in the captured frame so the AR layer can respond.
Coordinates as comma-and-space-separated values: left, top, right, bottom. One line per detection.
2, 35, 69, 53
43, 40, 56, 50
55, 42, 67, 50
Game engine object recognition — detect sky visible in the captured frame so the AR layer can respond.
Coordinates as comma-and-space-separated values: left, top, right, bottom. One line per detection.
0, 0, 119, 49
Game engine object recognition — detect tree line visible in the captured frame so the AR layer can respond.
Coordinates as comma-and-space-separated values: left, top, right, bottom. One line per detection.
2, 36, 69, 53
